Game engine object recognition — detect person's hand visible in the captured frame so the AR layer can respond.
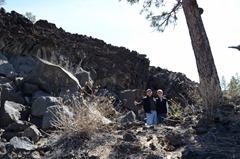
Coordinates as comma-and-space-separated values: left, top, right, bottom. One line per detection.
134, 101, 139, 105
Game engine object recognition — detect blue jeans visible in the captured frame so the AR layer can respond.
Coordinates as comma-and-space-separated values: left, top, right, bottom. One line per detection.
146, 110, 157, 126
157, 113, 167, 124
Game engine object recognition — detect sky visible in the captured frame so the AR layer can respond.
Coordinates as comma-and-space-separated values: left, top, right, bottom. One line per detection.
2, 0, 240, 83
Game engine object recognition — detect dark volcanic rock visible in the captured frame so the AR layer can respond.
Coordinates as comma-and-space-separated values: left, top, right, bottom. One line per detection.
0, 8, 150, 93
147, 67, 199, 105
0, 7, 199, 104
0, 7, 239, 159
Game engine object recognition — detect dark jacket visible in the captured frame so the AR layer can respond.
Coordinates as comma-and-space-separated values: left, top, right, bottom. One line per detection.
156, 97, 168, 114
140, 96, 156, 113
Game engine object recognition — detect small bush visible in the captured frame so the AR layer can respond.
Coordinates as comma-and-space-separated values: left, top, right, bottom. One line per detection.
168, 99, 183, 118
50, 95, 113, 142
94, 95, 119, 119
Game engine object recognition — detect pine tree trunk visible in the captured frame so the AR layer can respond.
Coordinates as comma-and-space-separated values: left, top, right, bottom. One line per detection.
182, 0, 223, 121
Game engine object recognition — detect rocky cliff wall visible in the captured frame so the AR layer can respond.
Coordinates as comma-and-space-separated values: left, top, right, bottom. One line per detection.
0, 7, 199, 103
0, 8, 149, 92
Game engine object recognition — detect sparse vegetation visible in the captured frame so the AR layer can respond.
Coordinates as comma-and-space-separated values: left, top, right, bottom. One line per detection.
51, 101, 97, 139
168, 99, 182, 119
95, 96, 118, 119
227, 74, 240, 97
221, 73, 240, 98
25, 12, 36, 23
49, 92, 118, 149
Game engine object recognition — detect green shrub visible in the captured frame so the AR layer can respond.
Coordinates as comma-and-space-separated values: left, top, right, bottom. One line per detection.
168, 99, 182, 118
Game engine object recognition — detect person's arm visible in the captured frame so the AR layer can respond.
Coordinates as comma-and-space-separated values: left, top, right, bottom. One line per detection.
134, 101, 139, 105
134, 99, 143, 105
166, 100, 169, 112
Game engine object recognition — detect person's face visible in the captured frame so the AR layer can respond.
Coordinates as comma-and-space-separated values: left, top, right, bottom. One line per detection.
157, 91, 163, 97
146, 90, 152, 96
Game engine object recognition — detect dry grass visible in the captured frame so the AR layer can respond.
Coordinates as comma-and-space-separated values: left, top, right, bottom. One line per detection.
50, 99, 101, 138
48, 94, 117, 149
45, 94, 122, 158
94, 96, 120, 120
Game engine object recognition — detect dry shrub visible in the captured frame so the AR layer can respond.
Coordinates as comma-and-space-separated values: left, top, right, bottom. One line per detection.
83, 85, 120, 119
50, 96, 108, 142
48, 94, 119, 157
94, 95, 120, 119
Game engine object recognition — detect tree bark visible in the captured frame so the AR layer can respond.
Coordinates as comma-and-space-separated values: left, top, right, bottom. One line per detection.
182, 0, 223, 118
